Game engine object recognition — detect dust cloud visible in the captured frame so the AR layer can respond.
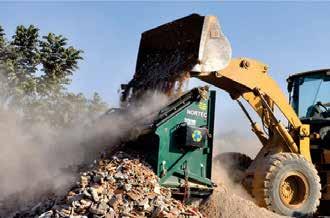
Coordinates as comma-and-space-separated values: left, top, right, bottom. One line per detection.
210, 129, 262, 200
212, 159, 252, 201
213, 130, 262, 158
204, 133, 285, 218
0, 88, 169, 216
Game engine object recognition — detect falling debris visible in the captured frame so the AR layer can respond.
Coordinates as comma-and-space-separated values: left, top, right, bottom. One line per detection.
120, 14, 204, 103
120, 13, 231, 105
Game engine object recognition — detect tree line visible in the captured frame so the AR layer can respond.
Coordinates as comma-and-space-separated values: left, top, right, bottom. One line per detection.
0, 24, 108, 128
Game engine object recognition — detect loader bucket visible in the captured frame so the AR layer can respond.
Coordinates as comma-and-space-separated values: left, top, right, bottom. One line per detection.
121, 14, 231, 104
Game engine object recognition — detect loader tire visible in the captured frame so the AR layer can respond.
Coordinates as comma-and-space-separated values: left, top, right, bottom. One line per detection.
214, 152, 252, 183
252, 153, 321, 217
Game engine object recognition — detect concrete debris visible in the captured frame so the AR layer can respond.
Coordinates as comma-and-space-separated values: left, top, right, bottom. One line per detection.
13, 151, 202, 218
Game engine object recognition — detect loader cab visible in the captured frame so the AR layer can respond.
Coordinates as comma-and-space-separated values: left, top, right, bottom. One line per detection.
288, 70, 330, 119
287, 70, 330, 148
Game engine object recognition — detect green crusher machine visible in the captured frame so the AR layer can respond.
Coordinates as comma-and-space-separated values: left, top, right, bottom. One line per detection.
119, 87, 216, 198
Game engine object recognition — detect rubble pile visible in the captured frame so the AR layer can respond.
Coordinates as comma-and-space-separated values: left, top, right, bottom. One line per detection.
26, 152, 202, 218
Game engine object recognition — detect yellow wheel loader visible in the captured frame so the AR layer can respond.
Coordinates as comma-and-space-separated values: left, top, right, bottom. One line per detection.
119, 14, 330, 216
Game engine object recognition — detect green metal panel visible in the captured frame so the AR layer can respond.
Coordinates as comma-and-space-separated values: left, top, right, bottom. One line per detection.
153, 89, 216, 189
206, 91, 216, 179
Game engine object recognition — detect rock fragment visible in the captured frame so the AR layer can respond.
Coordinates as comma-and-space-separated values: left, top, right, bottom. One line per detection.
14, 151, 202, 218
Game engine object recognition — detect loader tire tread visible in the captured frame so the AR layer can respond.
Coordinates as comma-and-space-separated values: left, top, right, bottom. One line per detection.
252, 153, 321, 216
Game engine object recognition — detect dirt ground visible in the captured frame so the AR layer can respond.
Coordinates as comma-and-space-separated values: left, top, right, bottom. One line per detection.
200, 186, 286, 218
200, 162, 287, 218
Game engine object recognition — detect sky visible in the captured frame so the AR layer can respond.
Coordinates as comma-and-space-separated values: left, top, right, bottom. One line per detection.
1, 1, 330, 144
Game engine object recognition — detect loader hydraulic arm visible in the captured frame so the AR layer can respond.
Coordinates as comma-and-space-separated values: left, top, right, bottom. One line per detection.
124, 13, 312, 161
193, 58, 312, 161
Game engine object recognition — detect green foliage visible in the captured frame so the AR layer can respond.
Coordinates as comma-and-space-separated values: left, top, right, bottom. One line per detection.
11, 25, 39, 73
0, 25, 5, 47
38, 33, 83, 95
0, 24, 108, 128
22, 92, 108, 128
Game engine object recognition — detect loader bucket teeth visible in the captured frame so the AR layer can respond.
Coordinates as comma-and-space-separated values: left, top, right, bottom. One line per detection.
121, 14, 231, 104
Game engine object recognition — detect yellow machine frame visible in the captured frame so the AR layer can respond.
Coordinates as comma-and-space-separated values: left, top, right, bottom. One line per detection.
194, 58, 311, 162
